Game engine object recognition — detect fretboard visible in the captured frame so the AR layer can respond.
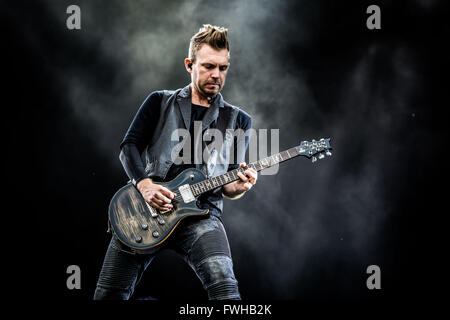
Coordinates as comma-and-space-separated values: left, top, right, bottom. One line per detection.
190, 147, 300, 197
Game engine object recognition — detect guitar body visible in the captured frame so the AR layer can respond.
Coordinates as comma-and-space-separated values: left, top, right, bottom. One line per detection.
108, 168, 209, 253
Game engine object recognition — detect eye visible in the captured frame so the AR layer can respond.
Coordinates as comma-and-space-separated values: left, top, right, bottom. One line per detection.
219, 66, 228, 71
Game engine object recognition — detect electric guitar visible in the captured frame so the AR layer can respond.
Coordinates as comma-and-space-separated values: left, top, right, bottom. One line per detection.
108, 138, 332, 253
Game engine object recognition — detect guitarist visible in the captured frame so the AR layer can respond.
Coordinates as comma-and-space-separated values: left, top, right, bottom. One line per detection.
94, 24, 257, 300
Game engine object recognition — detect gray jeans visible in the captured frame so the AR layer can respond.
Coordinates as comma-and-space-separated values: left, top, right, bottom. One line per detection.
93, 215, 241, 300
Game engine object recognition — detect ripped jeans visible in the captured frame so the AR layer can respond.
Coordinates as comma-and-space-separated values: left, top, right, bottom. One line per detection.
93, 215, 241, 300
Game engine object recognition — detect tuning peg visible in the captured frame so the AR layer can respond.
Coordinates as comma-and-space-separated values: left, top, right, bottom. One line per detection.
318, 153, 325, 159
326, 150, 332, 156
312, 156, 317, 163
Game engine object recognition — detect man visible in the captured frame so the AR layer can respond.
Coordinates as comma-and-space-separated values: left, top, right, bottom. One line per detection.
94, 24, 257, 300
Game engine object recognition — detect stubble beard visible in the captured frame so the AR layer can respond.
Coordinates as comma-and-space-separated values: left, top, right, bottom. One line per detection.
198, 79, 223, 99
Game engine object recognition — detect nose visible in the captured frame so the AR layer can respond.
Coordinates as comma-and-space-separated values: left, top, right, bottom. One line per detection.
210, 67, 220, 79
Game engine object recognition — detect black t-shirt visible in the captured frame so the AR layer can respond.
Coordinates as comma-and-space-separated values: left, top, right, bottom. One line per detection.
165, 103, 208, 181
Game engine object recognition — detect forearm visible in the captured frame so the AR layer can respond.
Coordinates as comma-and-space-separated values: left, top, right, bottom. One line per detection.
119, 143, 149, 186
222, 181, 246, 199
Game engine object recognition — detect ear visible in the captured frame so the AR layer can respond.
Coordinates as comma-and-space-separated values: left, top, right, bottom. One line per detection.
184, 58, 193, 72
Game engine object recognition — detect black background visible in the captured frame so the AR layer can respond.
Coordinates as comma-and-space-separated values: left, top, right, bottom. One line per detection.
3, 0, 449, 310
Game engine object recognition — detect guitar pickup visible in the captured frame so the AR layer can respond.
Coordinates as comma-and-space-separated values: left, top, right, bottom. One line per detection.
179, 184, 195, 203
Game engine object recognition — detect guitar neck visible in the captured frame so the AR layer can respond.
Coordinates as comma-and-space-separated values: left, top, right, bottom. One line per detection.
190, 147, 301, 197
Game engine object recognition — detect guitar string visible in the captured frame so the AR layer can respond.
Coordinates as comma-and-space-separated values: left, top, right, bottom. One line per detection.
159, 167, 258, 207
156, 160, 287, 211
152, 149, 302, 207
150, 152, 301, 210
161, 164, 266, 204
154, 173, 239, 207
143, 146, 326, 210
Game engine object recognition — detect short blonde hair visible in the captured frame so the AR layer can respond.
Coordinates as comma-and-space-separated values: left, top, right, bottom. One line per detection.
188, 24, 229, 63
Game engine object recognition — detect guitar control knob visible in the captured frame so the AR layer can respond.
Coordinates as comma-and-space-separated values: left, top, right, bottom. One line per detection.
152, 231, 160, 238
157, 218, 165, 225
135, 236, 142, 243
141, 223, 148, 230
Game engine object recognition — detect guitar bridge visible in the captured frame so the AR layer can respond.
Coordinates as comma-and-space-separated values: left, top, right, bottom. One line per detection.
159, 208, 172, 215
179, 184, 195, 203
145, 202, 158, 218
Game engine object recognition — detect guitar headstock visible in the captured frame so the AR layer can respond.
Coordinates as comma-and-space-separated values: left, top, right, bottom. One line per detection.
296, 138, 332, 163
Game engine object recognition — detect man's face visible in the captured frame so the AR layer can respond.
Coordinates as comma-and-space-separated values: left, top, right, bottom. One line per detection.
189, 44, 230, 98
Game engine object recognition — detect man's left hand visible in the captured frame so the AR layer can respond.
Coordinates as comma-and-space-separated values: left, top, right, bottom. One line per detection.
222, 162, 257, 199
236, 162, 257, 192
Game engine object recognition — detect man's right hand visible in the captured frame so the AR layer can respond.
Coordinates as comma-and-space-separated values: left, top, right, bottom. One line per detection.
136, 178, 176, 211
